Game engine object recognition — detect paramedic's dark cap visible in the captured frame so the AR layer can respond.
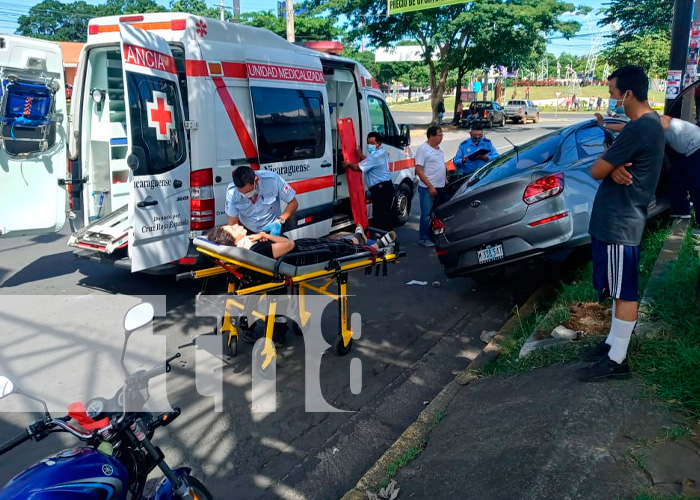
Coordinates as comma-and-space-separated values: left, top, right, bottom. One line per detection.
233, 166, 257, 188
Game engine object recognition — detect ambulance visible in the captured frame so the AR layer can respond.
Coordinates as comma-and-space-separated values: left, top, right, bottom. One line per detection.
0, 35, 67, 240
0, 14, 416, 273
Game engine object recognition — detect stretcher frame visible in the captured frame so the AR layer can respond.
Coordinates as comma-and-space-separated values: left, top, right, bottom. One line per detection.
177, 231, 404, 372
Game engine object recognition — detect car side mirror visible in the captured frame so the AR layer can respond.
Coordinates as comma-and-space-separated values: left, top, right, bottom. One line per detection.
400, 124, 411, 146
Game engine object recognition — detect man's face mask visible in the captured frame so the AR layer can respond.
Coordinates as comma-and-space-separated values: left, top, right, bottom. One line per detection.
242, 182, 258, 199
471, 134, 482, 144
615, 91, 629, 114
367, 144, 377, 154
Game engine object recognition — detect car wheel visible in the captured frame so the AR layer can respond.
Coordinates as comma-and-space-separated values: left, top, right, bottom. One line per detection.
533, 113, 540, 123
500, 114, 506, 127
488, 117, 493, 128
394, 183, 412, 227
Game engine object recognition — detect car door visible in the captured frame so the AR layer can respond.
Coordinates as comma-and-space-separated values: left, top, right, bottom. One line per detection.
119, 23, 191, 272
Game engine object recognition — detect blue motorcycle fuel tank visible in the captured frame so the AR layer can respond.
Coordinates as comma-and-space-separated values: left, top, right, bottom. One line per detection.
0, 447, 128, 499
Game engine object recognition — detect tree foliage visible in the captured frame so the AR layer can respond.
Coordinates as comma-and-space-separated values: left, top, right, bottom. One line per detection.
314, 0, 580, 119
16, 0, 100, 42
238, 5, 340, 41
603, 32, 670, 77
599, 0, 672, 42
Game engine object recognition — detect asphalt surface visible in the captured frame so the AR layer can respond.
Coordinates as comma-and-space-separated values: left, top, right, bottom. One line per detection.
0, 118, 582, 499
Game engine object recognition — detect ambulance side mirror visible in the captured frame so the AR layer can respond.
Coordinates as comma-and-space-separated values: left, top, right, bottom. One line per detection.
400, 124, 411, 146
127, 146, 147, 173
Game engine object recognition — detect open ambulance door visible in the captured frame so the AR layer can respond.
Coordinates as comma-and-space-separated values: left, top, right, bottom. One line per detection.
119, 23, 191, 273
0, 35, 67, 239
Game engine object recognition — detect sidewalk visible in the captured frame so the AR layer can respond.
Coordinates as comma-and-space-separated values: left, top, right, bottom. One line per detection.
343, 221, 700, 500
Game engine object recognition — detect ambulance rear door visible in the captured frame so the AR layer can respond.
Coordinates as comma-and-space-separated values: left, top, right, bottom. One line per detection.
119, 23, 190, 272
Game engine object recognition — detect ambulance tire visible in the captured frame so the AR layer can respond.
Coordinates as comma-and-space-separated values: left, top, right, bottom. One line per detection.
334, 331, 353, 356
394, 183, 412, 227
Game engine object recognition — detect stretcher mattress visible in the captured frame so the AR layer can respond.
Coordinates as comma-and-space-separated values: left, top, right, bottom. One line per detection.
193, 237, 392, 278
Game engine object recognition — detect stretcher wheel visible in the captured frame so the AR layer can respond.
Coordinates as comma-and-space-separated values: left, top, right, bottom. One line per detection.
226, 333, 238, 358
333, 332, 353, 356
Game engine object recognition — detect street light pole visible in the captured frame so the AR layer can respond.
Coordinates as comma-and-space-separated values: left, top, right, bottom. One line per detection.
286, 0, 295, 43
665, 0, 694, 113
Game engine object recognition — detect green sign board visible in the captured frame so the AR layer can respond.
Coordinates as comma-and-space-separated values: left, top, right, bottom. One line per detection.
388, 0, 467, 15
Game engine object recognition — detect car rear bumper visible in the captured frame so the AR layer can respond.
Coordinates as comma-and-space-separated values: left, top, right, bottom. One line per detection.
504, 111, 525, 118
435, 209, 581, 278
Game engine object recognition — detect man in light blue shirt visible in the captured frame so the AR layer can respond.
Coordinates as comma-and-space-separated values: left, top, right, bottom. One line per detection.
347, 132, 395, 230
225, 167, 298, 235
453, 123, 499, 176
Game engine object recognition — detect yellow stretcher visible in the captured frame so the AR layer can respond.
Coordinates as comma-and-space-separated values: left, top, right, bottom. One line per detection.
176, 232, 404, 372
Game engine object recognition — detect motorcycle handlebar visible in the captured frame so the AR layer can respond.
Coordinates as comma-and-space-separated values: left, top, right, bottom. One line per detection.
0, 430, 30, 456
138, 353, 181, 385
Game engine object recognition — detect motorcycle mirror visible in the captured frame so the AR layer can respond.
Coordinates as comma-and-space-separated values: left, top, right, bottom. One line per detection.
123, 303, 155, 334
0, 376, 14, 398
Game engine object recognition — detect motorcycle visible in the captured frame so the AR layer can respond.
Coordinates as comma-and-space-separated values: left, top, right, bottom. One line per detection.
0, 302, 214, 500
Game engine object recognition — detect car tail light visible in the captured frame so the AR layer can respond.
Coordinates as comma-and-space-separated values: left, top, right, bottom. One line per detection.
119, 15, 144, 22
528, 212, 569, 227
518, 106, 523, 113
523, 173, 564, 205
190, 169, 215, 230
431, 217, 445, 235
483, 110, 488, 118
177, 257, 198, 265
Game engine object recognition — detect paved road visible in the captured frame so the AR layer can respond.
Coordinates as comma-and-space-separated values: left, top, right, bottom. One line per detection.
0, 119, 578, 499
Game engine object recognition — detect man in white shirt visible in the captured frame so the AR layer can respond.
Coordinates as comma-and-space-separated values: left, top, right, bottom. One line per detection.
415, 125, 446, 246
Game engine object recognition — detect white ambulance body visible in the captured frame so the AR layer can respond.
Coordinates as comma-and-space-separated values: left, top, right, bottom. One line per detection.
0, 14, 416, 273
0, 35, 67, 239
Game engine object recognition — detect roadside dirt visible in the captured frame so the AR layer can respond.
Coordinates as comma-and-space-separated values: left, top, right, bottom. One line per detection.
564, 302, 611, 337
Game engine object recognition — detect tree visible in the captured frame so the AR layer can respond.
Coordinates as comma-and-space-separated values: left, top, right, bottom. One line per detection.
170, 0, 221, 18
604, 32, 670, 77
599, 0, 672, 43
238, 5, 340, 42
16, 0, 99, 42
315, 0, 580, 122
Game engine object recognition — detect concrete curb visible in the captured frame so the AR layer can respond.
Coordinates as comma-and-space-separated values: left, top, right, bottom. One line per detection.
339, 284, 555, 500
637, 218, 689, 336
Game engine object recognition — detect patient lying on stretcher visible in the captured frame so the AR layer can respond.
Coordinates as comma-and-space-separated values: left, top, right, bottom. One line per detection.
205, 224, 397, 266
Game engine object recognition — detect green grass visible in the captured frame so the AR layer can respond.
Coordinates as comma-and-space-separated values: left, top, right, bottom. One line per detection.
629, 223, 700, 418
388, 86, 667, 112
385, 445, 425, 479
481, 222, 670, 376
634, 490, 687, 500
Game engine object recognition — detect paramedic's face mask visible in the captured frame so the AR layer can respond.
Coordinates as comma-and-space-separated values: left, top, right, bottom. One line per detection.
239, 180, 259, 200
470, 131, 483, 144
367, 138, 380, 154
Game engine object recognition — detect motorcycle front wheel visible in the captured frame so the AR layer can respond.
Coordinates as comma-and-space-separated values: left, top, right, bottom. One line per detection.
186, 476, 214, 500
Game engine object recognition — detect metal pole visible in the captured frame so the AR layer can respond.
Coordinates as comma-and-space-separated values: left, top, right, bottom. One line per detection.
286, 0, 295, 42
665, 0, 694, 113
220, 0, 224, 21
233, 0, 240, 18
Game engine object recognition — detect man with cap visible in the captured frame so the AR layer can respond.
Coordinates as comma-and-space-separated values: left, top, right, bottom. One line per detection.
225, 166, 299, 236
452, 123, 499, 177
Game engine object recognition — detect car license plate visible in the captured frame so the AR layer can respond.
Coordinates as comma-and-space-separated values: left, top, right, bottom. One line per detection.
477, 244, 504, 264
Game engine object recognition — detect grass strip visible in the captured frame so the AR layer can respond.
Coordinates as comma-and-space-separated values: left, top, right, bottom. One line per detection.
629, 224, 700, 418
481, 221, 670, 376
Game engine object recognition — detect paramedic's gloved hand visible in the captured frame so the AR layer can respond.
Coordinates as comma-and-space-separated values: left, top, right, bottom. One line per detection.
262, 219, 283, 236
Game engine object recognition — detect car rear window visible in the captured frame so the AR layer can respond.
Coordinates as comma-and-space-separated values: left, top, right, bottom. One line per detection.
507, 101, 524, 106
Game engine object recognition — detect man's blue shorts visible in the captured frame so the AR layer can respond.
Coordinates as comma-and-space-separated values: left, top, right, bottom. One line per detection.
591, 237, 640, 302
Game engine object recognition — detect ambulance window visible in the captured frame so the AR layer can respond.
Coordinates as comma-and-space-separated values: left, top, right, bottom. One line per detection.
250, 87, 325, 164
367, 94, 400, 148
126, 72, 186, 175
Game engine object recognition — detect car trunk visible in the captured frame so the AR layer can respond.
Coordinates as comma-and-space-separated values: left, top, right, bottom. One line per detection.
435, 175, 532, 241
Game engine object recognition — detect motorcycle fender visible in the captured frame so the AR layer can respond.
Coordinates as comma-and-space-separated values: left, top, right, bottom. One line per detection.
153, 467, 192, 500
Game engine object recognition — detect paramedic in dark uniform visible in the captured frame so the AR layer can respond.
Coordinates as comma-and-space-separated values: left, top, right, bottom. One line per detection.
347, 131, 395, 231
452, 123, 499, 177
225, 166, 298, 236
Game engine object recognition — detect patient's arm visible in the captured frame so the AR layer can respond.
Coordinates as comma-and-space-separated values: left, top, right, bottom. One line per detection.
249, 233, 295, 258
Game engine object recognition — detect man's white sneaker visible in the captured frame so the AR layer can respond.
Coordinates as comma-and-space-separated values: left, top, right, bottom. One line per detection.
419, 240, 435, 247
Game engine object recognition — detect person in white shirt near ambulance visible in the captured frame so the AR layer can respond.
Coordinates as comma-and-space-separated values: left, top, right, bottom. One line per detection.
225, 166, 299, 236
415, 125, 447, 247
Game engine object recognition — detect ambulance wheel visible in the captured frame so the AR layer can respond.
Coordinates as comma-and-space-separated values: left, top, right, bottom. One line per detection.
333, 332, 353, 356
394, 184, 412, 227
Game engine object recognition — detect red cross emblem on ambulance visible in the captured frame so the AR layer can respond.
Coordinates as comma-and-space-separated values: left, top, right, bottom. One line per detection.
146, 91, 174, 141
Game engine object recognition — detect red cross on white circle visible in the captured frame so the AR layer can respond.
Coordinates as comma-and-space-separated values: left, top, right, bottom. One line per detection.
146, 91, 174, 141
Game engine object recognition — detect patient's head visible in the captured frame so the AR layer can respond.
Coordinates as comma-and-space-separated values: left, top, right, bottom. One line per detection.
207, 224, 247, 246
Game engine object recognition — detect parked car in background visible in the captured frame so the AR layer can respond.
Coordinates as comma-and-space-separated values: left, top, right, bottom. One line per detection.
431, 118, 670, 282
65, 83, 73, 100
460, 100, 506, 128
504, 99, 539, 123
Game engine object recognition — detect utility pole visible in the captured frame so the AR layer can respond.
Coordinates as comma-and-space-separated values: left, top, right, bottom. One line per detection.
665, 0, 694, 113
233, 0, 240, 19
220, 0, 224, 21
286, 0, 295, 42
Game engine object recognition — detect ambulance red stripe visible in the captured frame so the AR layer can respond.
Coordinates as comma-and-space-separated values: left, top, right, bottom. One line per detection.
211, 77, 259, 164
289, 175, 334, 194
390, 158, 415, 171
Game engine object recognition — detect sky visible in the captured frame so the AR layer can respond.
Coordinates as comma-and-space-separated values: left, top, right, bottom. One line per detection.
0, 0, 610, 58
